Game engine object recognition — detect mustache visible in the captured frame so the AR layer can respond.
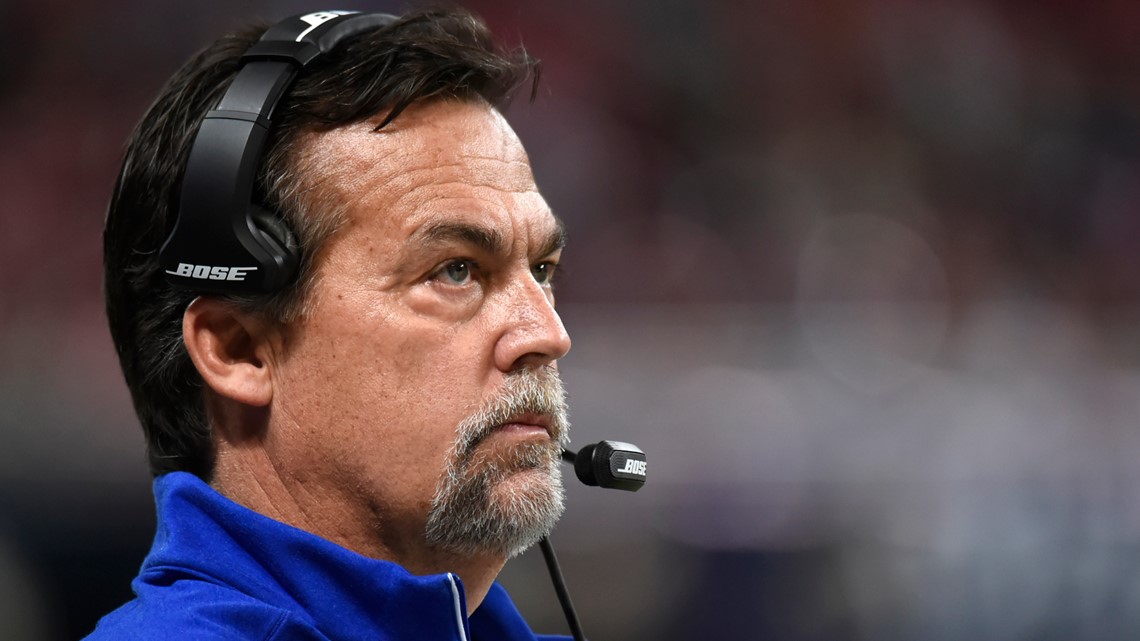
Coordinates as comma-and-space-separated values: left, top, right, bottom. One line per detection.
455, 366, 569, 459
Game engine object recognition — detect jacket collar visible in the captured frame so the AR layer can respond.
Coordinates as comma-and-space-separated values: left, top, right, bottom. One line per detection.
140, 472, 539, 641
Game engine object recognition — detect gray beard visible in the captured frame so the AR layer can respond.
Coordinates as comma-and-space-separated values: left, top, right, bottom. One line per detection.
424, 367, 569, 559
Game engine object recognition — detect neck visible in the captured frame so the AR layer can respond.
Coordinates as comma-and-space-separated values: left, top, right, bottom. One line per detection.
210, 443, 506, 614
399, 549, 506, 614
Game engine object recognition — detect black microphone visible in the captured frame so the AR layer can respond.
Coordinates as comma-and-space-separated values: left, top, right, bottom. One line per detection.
541, 440, 648, 641
562, 440, 647, 492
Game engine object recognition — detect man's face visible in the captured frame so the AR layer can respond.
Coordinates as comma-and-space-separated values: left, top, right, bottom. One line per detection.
267, 100, 572, 563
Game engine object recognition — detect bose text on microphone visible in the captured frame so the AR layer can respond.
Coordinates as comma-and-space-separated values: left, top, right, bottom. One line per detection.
569, 440, 647, 492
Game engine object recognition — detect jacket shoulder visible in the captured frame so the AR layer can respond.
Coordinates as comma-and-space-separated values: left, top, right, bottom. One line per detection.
82, 578, 327, 641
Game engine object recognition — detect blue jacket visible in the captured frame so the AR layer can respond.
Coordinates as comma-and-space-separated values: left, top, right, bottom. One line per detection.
84, 472, 570, 641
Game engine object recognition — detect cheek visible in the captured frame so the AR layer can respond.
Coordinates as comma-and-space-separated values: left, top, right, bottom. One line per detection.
381, 322, 491, 445
279, 296, 490, 476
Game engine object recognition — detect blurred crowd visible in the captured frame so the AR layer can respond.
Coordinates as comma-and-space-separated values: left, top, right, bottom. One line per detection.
1, 0, 1138, 639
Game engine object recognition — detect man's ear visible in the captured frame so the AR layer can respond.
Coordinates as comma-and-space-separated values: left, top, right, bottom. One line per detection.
182, 297, 274, 408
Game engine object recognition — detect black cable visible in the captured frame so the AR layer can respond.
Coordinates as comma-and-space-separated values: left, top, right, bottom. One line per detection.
539, 536, 586, 641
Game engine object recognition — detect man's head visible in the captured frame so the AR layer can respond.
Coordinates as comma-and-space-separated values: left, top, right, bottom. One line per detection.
106, 9, 571, 565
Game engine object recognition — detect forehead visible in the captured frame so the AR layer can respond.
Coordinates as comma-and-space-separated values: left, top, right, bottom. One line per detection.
297, 100, 548, 236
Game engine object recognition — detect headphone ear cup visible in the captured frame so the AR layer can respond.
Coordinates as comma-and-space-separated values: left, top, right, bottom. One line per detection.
250, 207, 300, 279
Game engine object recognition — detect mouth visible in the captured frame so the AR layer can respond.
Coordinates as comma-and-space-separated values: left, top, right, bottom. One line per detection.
494, 412, 552, 438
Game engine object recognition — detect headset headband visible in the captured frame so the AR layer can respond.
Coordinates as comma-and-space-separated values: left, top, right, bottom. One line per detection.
159, 11, 397, 293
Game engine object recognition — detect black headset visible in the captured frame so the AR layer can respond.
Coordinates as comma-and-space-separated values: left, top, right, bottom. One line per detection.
159, 10, 396, 294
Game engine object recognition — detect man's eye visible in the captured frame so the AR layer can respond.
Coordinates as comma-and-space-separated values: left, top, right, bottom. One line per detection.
532, 262, 559, 286
438, 260, 473, 284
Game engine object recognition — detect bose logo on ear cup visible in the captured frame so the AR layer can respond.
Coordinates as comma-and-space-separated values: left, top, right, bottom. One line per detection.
160, 11, 398, 295
165, 263, 258, 282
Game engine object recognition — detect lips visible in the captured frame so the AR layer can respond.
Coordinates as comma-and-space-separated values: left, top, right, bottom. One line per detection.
495, 412, 552, 437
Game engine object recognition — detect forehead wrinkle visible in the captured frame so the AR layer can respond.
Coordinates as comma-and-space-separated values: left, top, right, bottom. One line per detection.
397, 193, 562, 262
296, 102, 543, 246
392, 157, 536, 194
325, 156, 536, 223
391, 183, 540, 223
410, 221, 508, 256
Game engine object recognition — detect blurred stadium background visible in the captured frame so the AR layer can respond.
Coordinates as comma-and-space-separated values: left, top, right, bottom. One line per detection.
1, 0, 1138, 639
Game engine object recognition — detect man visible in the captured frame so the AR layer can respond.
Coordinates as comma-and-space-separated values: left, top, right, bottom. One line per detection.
88, 7, 573, 640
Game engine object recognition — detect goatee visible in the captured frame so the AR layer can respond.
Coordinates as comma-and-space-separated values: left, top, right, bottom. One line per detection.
424, 366, 570, 558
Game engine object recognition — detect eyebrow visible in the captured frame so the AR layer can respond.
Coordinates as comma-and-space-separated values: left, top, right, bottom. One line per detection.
413, 218, 567, 258
537, 216, 568, 258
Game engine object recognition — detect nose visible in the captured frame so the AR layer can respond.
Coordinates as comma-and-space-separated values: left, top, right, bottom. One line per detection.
493, 274, 572, 373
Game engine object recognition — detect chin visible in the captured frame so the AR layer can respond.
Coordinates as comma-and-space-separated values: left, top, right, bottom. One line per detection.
424, 456, 565, 559
488, 469, 566, 558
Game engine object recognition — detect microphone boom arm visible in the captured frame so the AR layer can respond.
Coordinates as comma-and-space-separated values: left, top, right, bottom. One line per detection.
540, 440, 648, 641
